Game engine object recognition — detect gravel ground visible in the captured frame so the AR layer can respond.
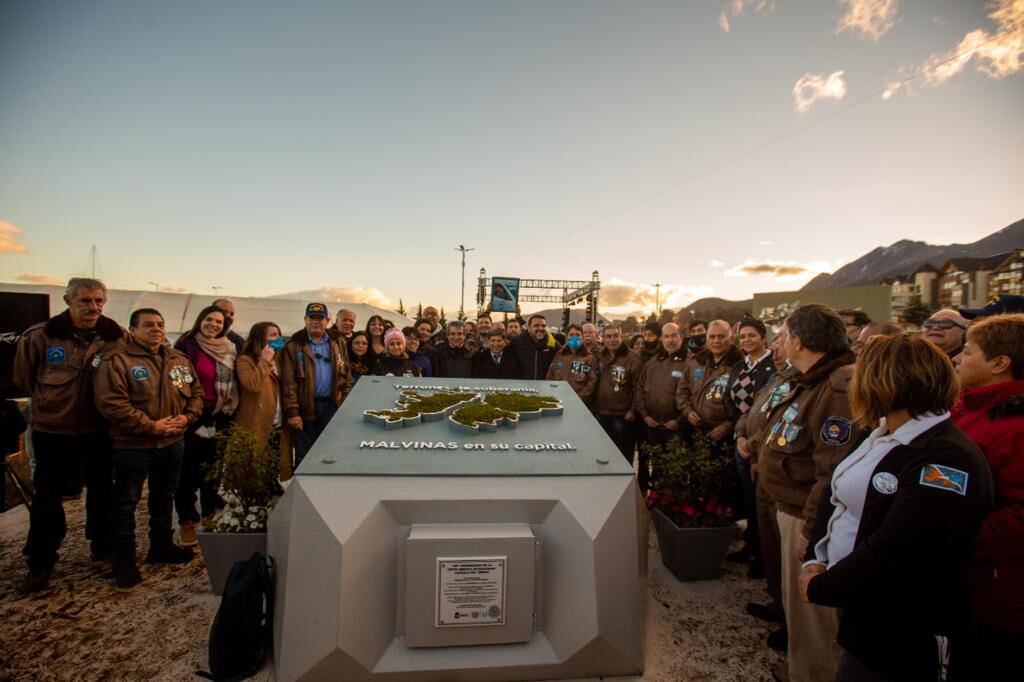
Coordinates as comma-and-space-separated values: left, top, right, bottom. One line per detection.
0, 499, 781, 681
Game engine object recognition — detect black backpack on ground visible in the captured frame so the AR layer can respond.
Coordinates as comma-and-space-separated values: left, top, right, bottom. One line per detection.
197, 552, 274, 681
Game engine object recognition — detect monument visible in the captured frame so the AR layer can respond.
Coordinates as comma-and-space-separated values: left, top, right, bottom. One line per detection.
269, 376, 646, 681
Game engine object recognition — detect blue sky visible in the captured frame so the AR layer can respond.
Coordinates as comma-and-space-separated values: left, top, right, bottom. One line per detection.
1, 0, 1021, 314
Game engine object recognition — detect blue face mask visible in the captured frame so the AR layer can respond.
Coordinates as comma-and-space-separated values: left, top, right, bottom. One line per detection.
567, 336, 583, 351
268, 336, 286, 351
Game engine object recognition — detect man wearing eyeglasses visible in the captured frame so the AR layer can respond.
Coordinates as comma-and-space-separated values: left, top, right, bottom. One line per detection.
922, 310, 968, 358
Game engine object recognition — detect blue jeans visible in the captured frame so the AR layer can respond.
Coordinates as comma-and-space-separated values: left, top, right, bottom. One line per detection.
292, 399, 338, 468
111, 441, 185, 562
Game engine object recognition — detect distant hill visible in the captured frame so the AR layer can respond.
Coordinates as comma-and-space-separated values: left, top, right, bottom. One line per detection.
528, 308, 611, 330
803, 218, 1024, 290
686, 297, 753, 313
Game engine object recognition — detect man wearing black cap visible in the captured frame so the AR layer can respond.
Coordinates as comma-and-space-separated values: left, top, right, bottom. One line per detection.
279, 303, 353, 466
961, 294, 1024, 320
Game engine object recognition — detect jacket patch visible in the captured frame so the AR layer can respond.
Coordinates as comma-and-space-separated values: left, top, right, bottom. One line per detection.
783, 404, 800, 422
872, 472, 899, 495
671, 369, 683, 378
570, 360, 592, 376
693, 368, 704, 382
919, 464, 968, 496
820, 417, 852, 446
46, 346, 66, 364
91, 355, 102, 368
130, 365, 150, 381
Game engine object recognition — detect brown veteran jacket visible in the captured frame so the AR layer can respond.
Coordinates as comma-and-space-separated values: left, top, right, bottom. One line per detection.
545, 345, 599, 407
14, 311, 127, 435
635, 346, 688, 424
759, 350, 857, 539
94, 337, 206, 449
736, 364, 800, 462
594, 345, 644, 416
235, 354, 281, 444
279, 328, 353, 421
675, 346, 744, 431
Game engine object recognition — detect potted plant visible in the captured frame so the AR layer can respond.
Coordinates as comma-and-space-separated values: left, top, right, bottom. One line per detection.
646, 435, 738, 582
197, 424, 281, 595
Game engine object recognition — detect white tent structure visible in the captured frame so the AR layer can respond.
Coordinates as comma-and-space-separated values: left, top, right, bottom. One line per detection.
0, 283, 414, 339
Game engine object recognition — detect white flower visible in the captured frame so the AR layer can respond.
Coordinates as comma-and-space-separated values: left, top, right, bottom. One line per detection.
246, 514, 256, 522
230, 518, 240, 527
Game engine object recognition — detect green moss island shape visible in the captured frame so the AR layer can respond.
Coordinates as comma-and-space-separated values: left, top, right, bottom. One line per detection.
364, 390, 562, 433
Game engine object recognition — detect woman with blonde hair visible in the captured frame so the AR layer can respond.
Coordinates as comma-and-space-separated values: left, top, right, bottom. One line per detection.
800, 334, 993, 681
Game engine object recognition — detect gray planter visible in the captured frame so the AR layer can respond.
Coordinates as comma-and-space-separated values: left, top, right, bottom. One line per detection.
652, 507, 736, 582
197, 530, 267, 595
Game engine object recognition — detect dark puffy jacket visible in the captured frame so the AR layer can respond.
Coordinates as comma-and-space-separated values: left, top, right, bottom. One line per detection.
433, 342, 474, 378
952, 379, 1024, 634
472, 349, 520, 380
509, 331, 559, 380
374, 354, 422, 377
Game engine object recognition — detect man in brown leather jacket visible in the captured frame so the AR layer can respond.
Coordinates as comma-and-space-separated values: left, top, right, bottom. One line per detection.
635, 323, 688, 490
95, 308, 206, 588
594, 324, 644, 464
759, 303, 856, 682
676, 320, 743, 447
13, 278, 126, 591
279, 303, 353, 467
546, 324, 598, 407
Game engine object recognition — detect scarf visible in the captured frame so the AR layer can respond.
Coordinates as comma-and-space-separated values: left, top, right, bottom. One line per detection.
194, 334, 239, 415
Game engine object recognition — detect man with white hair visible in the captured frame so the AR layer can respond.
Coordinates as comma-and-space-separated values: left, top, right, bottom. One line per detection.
676, 319, 743, 447
14, 277, 126, 591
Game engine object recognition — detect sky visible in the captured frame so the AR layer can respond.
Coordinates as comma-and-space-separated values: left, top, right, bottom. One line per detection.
1, 0, 1022, 316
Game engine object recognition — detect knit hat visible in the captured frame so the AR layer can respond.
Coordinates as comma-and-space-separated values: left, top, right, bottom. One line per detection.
384, 328, 406, 348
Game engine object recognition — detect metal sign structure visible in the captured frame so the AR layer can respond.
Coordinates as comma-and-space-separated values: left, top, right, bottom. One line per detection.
476, 269, 601, 324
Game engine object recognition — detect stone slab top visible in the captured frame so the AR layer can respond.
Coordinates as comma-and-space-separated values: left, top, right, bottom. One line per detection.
295, 376, 635, 477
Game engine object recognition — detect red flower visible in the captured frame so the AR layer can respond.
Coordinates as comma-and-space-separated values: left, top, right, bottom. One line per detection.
682, 504, 697, 516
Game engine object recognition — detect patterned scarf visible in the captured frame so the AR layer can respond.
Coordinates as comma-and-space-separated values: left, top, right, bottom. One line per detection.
194, 334, 239, 415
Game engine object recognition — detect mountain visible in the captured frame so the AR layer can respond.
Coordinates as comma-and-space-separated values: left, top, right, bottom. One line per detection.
802, 218, 1024, 290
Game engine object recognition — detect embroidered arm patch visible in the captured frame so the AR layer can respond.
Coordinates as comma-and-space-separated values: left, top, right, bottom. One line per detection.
820, 417, 852, 446
919, 464, 968, 496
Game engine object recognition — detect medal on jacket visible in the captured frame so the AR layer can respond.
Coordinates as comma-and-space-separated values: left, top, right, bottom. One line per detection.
611, 365, 626, 392
170, 366, 184, 389
91, 355, 102, 368
777, 435, 787, 446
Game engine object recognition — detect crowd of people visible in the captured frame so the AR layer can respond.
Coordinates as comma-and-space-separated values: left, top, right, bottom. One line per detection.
11, 276, 1024, 682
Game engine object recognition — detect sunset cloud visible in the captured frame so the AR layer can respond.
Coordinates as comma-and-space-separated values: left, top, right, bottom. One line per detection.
600, 279, 714, 310
0, 220, 29, 254
709, 259, 726, 268
164, 284, 187, 293
725, 259, 834, 281
793, 70, 847, 112
718, 0, 777, 33
320, 286, 393, 308
836, 0, 899, 42
884, 0, 1023, 99
15, 273, 63, 286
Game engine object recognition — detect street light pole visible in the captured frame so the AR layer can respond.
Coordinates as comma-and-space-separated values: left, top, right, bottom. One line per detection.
652, 283, 662, 315
212, 286, 222, 296
455, 244, 475, 321
148, 281, 160, 292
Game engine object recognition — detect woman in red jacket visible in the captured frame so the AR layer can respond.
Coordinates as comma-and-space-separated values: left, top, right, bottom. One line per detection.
952, 313, 1024, 681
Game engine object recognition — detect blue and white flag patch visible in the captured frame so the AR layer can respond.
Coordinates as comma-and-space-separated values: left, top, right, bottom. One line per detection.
130, 365, 150, 381
919, 464, 969, 496
46, 346, 66, 364
693, 368, 704, 382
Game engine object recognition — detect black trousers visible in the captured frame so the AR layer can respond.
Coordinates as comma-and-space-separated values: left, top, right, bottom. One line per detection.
598, 414, 636, 466
111, 441, 184, 562
292, 399, 338, 468
24, 430, 113, 570
735, 446, 759, 554
175, 416, 229, 524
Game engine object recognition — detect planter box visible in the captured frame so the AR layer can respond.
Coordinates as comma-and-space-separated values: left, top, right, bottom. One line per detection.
652, 507, 736, 582
197, 530, 267, 595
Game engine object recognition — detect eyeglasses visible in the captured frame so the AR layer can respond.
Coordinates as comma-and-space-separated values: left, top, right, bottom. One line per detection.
922, 319, 966, 331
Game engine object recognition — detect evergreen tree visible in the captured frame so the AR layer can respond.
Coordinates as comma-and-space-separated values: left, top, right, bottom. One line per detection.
439, 306, 447, 327
396, 299, 406, 316
416, 302, 423, 319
